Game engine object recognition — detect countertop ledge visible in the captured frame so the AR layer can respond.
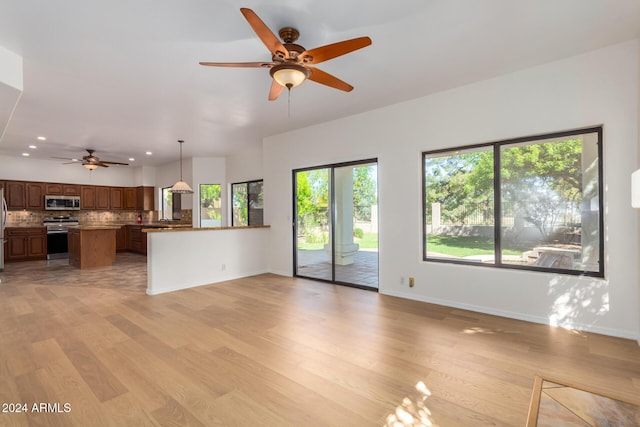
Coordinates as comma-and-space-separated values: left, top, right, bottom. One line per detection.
69, 225, 122, 230
143, 225, 271, 233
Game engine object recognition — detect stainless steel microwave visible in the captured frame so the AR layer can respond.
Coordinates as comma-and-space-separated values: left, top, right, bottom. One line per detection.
45, 195, 81, 210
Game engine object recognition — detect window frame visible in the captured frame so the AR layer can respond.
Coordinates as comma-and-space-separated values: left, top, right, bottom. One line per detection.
422, 126, 604, 278
231, 179, 264, 226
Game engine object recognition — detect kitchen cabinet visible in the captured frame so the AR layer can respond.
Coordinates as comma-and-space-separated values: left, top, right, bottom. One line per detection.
137, 186, 155, 211
125, 225, 147, 255
5, 181, 26, 210
4, 227, 47, 262
124, 187, 137, 210
26, 182, 44, 210
115, 226, 126, 252
45, 183, 80, 196
81, 186, 96, 209
110, 187, 124, 210
96, 186, 110, 210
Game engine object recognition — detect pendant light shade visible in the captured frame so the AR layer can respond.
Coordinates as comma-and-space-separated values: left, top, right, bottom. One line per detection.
171, 140, 193, 194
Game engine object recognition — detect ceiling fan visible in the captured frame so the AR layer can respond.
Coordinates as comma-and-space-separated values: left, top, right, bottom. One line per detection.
54, 149, 129, 170
199, 8, 372, 100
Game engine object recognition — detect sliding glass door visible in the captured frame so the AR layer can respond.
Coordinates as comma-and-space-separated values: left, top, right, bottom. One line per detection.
294, 159, 378, 289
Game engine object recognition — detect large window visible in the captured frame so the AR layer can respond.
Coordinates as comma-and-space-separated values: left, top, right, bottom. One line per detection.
200, 184, 221, 227
423, 127, 603, 277
231, 180, 263, 226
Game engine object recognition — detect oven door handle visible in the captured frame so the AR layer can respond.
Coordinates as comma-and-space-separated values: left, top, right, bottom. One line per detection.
47, 230, 69, 234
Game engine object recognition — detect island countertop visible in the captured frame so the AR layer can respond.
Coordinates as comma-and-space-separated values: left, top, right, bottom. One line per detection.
70, 225, 122, 230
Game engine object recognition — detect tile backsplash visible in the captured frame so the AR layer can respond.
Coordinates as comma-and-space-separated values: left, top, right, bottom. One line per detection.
6, 209, 192, 226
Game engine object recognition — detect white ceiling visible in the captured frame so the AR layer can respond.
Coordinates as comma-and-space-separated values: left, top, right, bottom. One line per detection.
0, 0, 639, 167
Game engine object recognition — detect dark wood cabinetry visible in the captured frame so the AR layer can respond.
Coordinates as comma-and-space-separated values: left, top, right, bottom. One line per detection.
110, 187, 124, 210
5, 181, 26, 210
96, 186, 110, 210
124, 187, 137, 210
3, 179, 155, 212
115, 226, 126, 252
26, 182, 44, 209
81, 186, 96, 209
4, 227, 47, 262
125, 225, 147, 255
137, 186, 155, 211
45, 183, 80, 196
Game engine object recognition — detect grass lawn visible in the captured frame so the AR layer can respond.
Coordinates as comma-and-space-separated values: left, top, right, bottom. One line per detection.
427, 235, 523, 257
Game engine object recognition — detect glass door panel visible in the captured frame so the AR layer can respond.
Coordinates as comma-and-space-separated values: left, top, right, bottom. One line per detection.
294, 168, 332, 281
333, 163, 378, 288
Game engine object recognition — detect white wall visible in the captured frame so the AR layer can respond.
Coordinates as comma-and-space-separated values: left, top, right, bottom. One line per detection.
263, 40, 640, 340
226, 145, 263, 184
146, 227, 269, 295
0, 154, 136, 186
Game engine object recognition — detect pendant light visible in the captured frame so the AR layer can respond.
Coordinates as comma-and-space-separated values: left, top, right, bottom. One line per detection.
170, 139, 193, 194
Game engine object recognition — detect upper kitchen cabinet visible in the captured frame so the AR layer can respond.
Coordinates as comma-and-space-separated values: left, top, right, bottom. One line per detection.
45, 183, 80, 196
110, 187, 124, 210
136, 186, 155, 211
5, 181, 26, 210
82, 185, 110, 210
96, 186, 110, 210
124, 187, 137, 210
81, 186, 96, 209
26, 182, 44, 210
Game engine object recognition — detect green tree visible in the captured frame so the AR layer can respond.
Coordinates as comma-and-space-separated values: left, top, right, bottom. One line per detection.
353, 165, 377, 221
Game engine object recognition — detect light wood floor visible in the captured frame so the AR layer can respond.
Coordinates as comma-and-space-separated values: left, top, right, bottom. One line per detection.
1, 267, 639, 426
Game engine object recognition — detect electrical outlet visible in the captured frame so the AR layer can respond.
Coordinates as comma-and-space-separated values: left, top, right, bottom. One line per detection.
409, 277, 415, 287
400, 276, 405, 285
221, 263, 226, 271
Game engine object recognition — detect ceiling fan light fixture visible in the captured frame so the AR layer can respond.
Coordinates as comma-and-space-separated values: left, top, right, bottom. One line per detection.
270, 63, 309, 89
171, 139, 194, 194
83, 163, 98, 170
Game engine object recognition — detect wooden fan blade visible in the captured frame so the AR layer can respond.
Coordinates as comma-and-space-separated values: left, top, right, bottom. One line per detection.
199, 61, 274, 68
307, 67, 353, 92
96, 163, 109, 168
240, 8, 288, 58
301, 37, 372, 65
268, 80, 285, 101
100, 161, 129, 166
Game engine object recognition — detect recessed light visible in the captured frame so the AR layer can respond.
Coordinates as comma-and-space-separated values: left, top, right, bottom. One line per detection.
28, 145, 37, 149
22, 153, 30, 157
145, 151, 152, 155
129, 158, 135, 161
37, 136, 46, 141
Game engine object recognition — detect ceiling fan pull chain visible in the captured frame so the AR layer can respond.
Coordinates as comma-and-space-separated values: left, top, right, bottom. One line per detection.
288, 88, 291, 119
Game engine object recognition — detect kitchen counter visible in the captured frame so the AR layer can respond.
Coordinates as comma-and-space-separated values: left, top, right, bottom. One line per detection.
70, 225, 122, 230
4, 224, 45, 228
143, 225, 269, 233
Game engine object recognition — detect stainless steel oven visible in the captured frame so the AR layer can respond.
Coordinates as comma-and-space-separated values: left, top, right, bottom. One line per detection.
44, 216, 79, 260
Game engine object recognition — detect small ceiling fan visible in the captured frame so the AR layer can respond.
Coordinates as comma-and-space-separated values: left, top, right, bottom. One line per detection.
199, 7, 372, 100
54, 149, 129, 170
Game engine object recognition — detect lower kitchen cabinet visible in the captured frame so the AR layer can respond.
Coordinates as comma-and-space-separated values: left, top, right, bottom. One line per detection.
125, 225, 147, 255
4, 227, 47, 262
115, 226, 126, 252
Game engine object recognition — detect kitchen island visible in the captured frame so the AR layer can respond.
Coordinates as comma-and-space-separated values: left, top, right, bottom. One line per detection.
68, 226, 120, 269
